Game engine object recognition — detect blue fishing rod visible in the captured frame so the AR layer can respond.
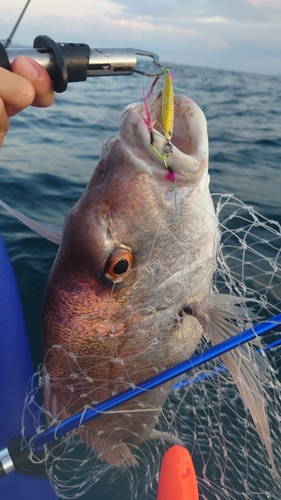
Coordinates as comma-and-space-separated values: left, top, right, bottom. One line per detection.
0, 312, 280, 480
172, 331, 281, 390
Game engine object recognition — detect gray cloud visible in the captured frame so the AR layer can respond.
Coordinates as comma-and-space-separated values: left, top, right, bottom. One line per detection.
1, 0, 280, 75
109, 0, 281, 24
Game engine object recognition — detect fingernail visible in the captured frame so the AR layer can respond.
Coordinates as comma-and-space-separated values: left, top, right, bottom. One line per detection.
13, 56, 40, 81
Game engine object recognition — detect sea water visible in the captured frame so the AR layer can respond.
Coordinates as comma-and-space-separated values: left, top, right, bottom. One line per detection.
0, 63, 280, 499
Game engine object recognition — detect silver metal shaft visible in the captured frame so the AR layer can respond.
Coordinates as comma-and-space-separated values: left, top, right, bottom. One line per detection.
0, 447, 15, 475
6, 47, 146, 77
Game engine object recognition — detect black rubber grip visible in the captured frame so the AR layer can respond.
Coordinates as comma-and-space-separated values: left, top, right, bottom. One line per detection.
59, 42, 90, 83
7, 436, 49, 480
33, 35, 90, 93
0, 42, 11, 71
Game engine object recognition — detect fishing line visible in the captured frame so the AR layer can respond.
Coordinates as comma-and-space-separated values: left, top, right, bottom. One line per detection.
3, 0, 32, 48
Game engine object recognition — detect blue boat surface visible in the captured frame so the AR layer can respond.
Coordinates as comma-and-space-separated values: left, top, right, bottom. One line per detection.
0, 232, 57, 499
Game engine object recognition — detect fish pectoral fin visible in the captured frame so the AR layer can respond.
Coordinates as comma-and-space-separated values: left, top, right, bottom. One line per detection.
77, 425, 138, 467
0, 199, 62, 244
44, 378, 137, 466
149, 428, 184, 446
192, 293, 276, 474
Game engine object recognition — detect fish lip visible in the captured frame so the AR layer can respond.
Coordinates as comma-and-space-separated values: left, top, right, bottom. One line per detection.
116, 110, 173, 193
117, 91, 209, 203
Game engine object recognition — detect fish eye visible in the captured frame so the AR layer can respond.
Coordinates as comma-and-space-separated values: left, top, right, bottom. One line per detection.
104, 248, 134, 282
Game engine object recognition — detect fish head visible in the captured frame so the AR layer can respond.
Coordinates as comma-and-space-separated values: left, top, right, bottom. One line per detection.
42, 134, 185, 383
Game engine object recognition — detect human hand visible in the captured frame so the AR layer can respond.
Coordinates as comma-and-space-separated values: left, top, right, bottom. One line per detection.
0, 56, 55, 148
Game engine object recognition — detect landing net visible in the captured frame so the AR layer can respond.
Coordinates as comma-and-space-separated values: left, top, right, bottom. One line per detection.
22, 194, 281, 500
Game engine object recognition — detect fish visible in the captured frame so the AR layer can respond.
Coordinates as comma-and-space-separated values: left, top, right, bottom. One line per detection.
0, 89, 275, 470
41, 89, 216, 466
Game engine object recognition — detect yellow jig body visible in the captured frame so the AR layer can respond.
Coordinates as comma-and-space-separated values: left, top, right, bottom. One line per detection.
146, 67, 178, 215
162, 70, 174, 144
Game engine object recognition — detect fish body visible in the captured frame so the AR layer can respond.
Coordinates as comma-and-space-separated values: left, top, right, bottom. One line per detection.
42, 90, 217, 465
21, 88, 273, 471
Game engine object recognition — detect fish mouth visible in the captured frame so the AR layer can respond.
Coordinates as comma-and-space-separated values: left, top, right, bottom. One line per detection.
117, 89, 209, 203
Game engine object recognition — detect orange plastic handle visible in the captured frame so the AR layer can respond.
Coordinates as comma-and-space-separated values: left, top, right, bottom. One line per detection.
157, 445, 199, 500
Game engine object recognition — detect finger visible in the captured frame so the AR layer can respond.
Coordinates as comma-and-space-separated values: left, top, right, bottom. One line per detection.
11, 56, 55, 108
0, 66, 35, 117
0, 97, 9, 148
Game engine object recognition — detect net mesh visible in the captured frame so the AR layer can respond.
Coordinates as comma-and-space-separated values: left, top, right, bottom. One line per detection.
22, 194, 281, 500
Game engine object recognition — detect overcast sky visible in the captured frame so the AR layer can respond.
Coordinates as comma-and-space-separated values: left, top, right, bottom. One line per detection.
1, 0, 281, 75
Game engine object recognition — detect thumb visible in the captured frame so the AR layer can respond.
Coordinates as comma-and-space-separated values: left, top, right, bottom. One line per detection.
11, 56, 55, 108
